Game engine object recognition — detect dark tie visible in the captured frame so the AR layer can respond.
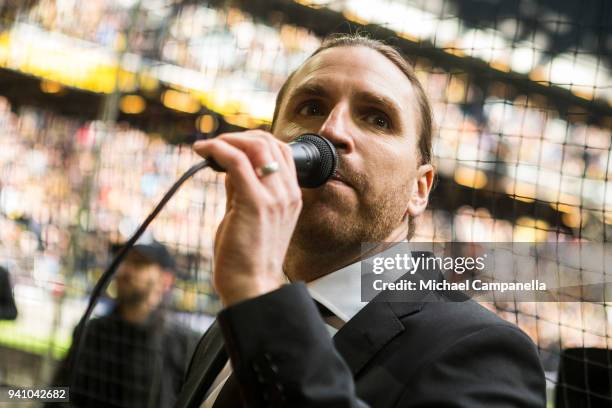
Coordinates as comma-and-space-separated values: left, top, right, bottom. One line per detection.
315, 300, 345, 330
315, 300, 336, 318
212, 372, 243, 408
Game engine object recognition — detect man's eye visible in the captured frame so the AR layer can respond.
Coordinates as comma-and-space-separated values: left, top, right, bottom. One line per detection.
298, 101, 324, 116
365, 113, 391, 129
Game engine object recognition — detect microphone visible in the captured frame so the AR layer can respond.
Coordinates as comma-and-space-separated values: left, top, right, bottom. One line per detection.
208, 133, 338, 188
289, 133, 338, 188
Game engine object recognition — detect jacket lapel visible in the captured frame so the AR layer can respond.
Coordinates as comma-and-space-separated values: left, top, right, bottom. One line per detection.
175, 321, 228, 408
331, 259, 442, 377
332, 299, 423, 376
332, 255, 457, 378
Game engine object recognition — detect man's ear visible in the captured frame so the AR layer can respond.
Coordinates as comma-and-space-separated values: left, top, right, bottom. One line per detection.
406, 163, 435, 218
161, 271, 175, 292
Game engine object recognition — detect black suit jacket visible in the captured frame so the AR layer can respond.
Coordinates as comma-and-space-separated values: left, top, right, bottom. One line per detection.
176, 282, 546, 407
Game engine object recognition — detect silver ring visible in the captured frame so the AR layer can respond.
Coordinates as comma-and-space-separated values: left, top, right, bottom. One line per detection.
255, 161, 280, 178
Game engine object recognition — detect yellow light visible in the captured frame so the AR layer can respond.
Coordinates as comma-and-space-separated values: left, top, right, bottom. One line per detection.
513, 225, 544, 242
514, 217, 549, 242
571, 87, 594, 100
342, 10, 368, 25
398, 31, 419, 42
516, 217, 549, 229
224, 113, 256, 128
454, 166, 487, 189
139, 73, 159, 92
516, 216, 535, 227
562, 212, 582, 228
120, 95, 146, 114
162, 89, 200, 114
196, 114, 217, 134
514, 195, 535, 203
446, 75, 467, 103
490, 60, 510, 73
40, 80, 63, 94
445, 47, 465, 57
294, 0, 325, 8
528, 68, 546, 82
118, 71, 137, 92
551, 202, 576, 213
505, 182, 536, 201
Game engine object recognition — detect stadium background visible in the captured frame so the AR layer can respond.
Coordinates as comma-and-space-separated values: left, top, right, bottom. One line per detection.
0, 0, 610, 406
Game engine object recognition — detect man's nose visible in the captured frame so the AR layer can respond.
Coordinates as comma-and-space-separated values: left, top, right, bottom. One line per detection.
318, 104, 355, 154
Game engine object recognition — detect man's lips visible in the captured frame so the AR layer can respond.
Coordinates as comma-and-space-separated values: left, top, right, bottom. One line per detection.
328, 171, 352, 188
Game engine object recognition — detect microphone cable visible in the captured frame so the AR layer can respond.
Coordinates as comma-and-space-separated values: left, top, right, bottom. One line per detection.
68, 159, 209, 390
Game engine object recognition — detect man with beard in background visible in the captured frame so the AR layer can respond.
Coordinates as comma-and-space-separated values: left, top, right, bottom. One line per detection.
50, 242, 198, 408
176, 34, 546, 407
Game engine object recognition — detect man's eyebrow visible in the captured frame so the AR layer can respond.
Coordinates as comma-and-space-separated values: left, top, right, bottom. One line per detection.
355, 91, 402, 117
288, 82, 330, 101
287, 82, 404, 118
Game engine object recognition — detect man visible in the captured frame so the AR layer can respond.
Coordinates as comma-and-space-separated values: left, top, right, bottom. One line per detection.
176, 34, 546, 407
50, 242, 198, 408
0, 266, 17, 320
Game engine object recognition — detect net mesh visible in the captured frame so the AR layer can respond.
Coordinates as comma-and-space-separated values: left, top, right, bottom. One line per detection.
0, 0, 610, 406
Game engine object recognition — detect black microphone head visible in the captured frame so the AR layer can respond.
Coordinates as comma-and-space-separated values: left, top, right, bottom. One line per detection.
293, 134, 338, 188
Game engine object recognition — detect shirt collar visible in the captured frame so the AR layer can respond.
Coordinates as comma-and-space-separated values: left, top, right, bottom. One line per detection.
305, 241, 411, 323
306, 260, 366, 323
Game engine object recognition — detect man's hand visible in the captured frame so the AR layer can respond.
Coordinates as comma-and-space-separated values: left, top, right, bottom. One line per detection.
193, 130, 302, 307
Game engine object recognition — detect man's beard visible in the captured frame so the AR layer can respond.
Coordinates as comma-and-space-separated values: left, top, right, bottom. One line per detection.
116, 286, 150, 307
290, 172, 410, 255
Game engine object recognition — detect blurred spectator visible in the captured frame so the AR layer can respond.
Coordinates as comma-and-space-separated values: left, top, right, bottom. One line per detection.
0, 266, 17, 320
0, 265, 17, 387
48, 242, 198, 408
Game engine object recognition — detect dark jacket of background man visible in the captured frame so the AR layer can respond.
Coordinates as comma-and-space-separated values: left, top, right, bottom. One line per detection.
53, 308, 197, 408
48, 242, 199, 408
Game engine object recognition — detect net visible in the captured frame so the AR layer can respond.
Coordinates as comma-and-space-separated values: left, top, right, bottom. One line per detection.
0, 0, 610, 406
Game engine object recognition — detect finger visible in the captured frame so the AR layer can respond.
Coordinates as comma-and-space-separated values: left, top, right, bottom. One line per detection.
240, 131, 291, 184
194, 139, 263, 199
211, 133, 277, 171
278, 140, 297, 181
212, 132, 288, 192
228, 130, 297, 185
248, 130, 294, 170
263, 136, 300, 196
250, 131, 299, 195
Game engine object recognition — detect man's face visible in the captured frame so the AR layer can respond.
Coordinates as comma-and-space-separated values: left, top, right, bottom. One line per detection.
273, 46, 431, 251
115, 256, 166, 307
